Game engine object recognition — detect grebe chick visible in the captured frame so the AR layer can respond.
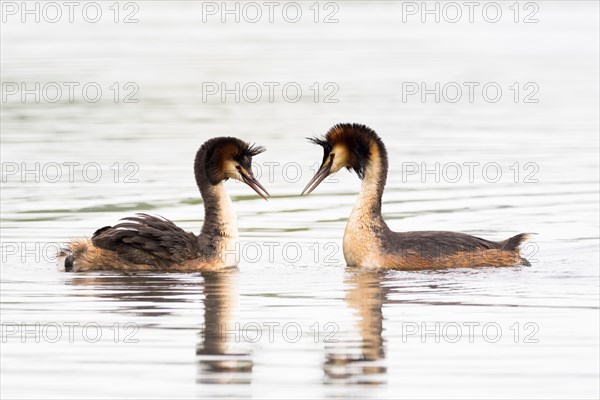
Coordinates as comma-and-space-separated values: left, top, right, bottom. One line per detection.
302, 123, 531, 269
60, 137, 269, 272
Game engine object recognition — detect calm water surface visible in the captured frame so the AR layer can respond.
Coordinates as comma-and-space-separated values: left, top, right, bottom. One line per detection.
1, 2, 599, 398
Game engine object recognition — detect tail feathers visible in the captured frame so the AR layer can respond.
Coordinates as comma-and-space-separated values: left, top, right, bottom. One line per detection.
500, 233, 533, 251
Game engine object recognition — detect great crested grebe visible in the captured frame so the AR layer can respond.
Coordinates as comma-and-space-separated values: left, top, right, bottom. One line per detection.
59, 137, 269, 272
302, 123, 531, 269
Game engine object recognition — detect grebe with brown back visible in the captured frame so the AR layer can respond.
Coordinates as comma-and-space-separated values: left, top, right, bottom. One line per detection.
59, 137, 269, 272
302, 123, 531, 270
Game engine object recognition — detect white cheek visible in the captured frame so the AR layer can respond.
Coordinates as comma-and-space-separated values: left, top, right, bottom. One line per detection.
226, 171, 243, 181
223, 161, 243, 181
330, 145, 351, 173
331, 160, 345, 174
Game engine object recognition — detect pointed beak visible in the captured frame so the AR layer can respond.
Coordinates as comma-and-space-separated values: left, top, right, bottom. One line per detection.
301, 154, 334, 196
239, 168, 270, 201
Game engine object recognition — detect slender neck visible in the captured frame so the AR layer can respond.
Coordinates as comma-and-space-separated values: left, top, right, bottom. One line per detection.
195, 152, 238, 239
348, 141, 389, 229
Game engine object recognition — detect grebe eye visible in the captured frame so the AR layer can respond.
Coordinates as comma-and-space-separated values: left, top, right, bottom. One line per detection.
236, 165, 241, 170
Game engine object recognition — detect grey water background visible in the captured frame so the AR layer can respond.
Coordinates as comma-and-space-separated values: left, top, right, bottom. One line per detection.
1, 1, 599, 398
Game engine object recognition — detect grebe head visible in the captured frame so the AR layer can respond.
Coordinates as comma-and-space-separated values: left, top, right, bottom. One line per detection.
196, 137, 269, 200
302, 123, 382, 195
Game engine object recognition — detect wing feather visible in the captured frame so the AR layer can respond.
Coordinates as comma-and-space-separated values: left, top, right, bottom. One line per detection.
389, 231, 501, 259
92, 213, 199, 267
